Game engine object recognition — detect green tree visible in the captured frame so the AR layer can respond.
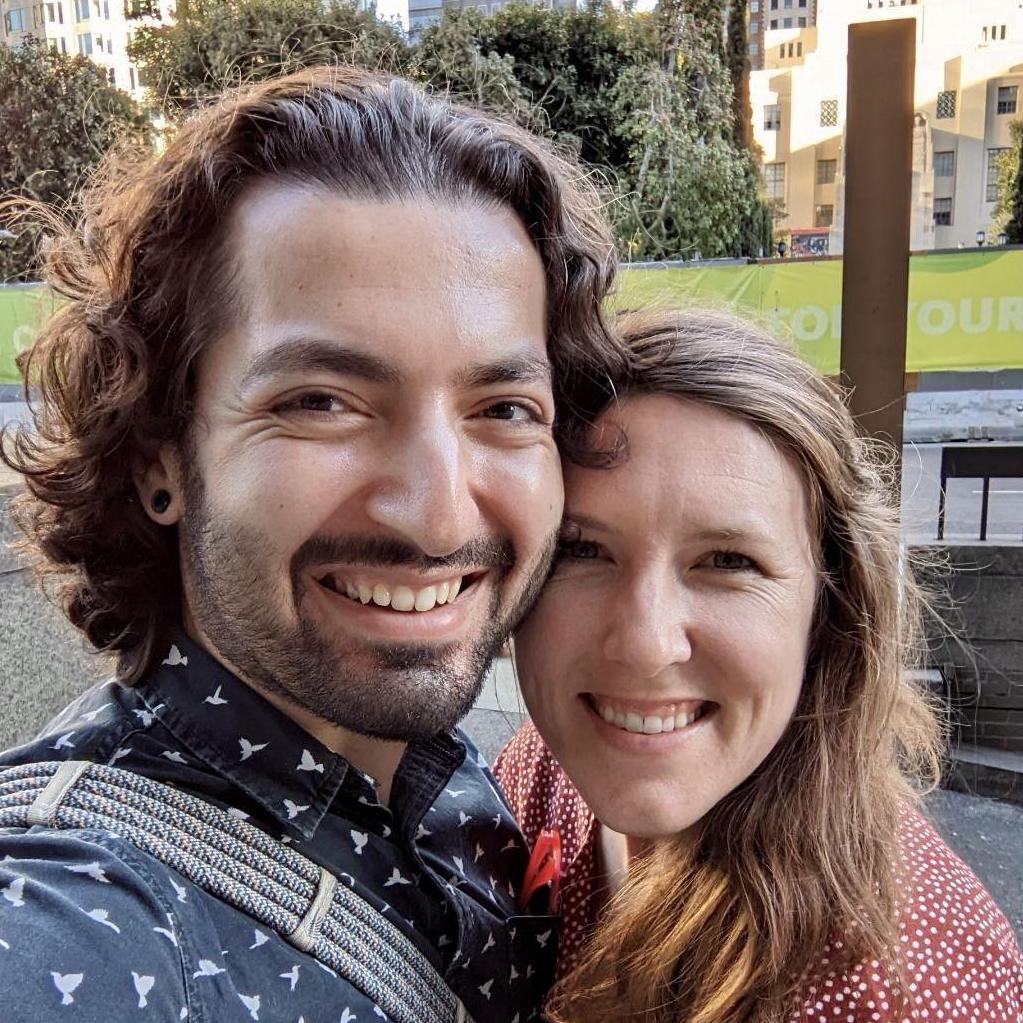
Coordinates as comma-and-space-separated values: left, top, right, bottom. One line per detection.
0, 40, 151, 281
993, 120, 1023, 244
128, 0, 408, 115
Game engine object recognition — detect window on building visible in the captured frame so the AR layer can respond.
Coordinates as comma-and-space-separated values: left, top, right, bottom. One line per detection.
764, 104, 782, 131
4, 7, 29, 31
783, 0, 792, 7
797, 40, 803, 54
982, 26, 988, 42
820, 99, 839, 127
798, 17, 806, 27
787, 43, 794, 57
779, 44, 784, 57
77, 31, 92, 53
770, 0, 777, 8
764, 162, 786, 199
108, 67, 115, 86
95, 32, 103, 49
783, 17, 792, 27
750, 19, 759, 33
816, 159, 837, 184
46, 1, 55, 18
749, 42, 760, 55
74, 0, 89, 19
770, 19, 778, 29
814, 205, 834, 228
933, 150, 955, 177
987, 147, 1009, 202
750, 0, 759, 11
103, 0, 108, 15
933, 198, 952, 226
997, 86, 1018, 115
936, 90, 956, 119
129, 65, 136, 90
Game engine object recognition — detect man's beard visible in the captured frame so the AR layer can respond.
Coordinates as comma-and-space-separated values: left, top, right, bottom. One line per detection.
177, 471, 556, 742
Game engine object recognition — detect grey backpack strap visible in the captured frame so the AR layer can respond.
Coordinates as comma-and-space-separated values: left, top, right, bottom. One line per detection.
0, 761, 472, 1023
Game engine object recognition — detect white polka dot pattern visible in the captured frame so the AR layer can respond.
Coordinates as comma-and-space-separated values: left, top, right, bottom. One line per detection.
493, 723, 1023, 1020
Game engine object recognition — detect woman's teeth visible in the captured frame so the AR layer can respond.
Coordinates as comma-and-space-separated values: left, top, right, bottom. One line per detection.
325, 575, 463, 612
592, 699, 705, 735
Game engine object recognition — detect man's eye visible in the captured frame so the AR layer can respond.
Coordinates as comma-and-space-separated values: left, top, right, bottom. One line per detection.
480, 401, 541, 423
557, 538, 603, 561
709, 550, 757, 571
276, 392, 348, 414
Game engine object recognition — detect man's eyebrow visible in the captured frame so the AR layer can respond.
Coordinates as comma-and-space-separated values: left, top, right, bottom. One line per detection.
239, 338, 403, 391
455, 353, 552, 389
565, 512, 620, 537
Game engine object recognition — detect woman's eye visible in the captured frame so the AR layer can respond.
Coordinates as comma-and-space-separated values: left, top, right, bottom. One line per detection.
276, 392, 348, 414
557, 538, 603, 561
708, 550, 757, 572
480, 401, 542, 423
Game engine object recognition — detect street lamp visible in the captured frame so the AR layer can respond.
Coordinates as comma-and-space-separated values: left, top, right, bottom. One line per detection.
998, 232, 1008, 247
976, 229, 986, 247
777, 240, 788, 258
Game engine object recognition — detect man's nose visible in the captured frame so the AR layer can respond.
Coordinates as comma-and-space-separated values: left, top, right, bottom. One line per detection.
364, 410, 482, 558
602, 570, 694, 679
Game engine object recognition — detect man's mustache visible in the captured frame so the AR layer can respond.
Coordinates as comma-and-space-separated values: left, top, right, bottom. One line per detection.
292, 534, 516, 578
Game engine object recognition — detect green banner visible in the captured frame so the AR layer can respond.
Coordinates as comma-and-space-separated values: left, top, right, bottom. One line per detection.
3, 249, 1022, 384
618, 249, 1023, 375
0, 285, 56, 386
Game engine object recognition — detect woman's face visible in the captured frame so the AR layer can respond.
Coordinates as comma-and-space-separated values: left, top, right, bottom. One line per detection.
515, 395, 820, 840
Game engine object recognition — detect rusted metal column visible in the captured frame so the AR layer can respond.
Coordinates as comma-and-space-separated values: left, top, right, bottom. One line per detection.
840, 19, 917, 463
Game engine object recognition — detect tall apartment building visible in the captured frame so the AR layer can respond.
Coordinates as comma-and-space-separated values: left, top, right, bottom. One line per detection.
0, 0, 174, 97
747, 0, 818, 69
395, 0, 577, 40
749, 0, 1023, 254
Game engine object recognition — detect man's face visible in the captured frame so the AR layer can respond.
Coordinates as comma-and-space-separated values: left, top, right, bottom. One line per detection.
172, 185, 561, 741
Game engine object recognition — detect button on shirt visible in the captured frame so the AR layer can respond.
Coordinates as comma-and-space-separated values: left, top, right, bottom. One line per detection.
0, 636, 557, 1021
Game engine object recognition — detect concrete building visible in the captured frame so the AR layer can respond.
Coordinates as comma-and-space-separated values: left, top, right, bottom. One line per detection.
398, 0, 577, 41
750, 0, 1023, 254
0, 0, 174, 97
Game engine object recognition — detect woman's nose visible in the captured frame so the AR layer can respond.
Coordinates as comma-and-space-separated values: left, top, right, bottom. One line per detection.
601, 574, 694, 679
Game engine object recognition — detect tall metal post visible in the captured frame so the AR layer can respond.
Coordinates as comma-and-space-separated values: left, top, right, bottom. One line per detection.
840, 19, 917, 467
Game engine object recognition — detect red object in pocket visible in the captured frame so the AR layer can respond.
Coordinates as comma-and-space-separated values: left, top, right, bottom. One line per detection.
518, 828, 562, 913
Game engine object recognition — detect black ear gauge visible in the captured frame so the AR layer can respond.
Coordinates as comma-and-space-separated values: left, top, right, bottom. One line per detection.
151, 490, 172, 515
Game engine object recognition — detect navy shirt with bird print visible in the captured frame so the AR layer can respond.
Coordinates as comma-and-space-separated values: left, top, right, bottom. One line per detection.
0, 635, 557, 1021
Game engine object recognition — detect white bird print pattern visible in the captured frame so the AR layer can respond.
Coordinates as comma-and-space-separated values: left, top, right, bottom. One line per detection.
163, 645, 188, 667
84, 908, 120, 933
192, 959, 226, 978
250, 929, 269, 949
168, 876, 188, 902
340, 1009, 357, 1023
350, 831, 368, 856
280, 964, 300, 991
162, 750, 188, 765
51, 732, 76, 752
383, 868, 410, 887
2, 876, 25, 907
51, 971, 84, 1005
132, 972, 155, 1008
65, 862, 110, 884
203, 686, 228, 706
296, 749, 324, 773
283, 799, 309, 820
238, 992, 261, 1019
238, 738, 268, 761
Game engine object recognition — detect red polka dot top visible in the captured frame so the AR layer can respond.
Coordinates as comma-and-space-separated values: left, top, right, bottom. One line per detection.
493, 722, 1023, 1022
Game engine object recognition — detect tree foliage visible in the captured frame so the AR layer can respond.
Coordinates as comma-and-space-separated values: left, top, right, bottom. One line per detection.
0, 39, 151, 281
993, 120, 1023, 245
128, 0, 408, 111
3, 0, 771, 273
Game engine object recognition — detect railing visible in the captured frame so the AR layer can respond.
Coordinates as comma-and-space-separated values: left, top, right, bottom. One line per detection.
937, 443, 1023, 540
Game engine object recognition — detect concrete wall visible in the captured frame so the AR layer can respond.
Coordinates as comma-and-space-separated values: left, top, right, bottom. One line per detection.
914, 543, 1023, 753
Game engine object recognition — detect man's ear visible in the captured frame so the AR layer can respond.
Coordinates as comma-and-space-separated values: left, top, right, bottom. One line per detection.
134, 444, 185, 526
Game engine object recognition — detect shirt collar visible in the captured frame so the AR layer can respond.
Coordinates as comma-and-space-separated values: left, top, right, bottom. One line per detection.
138, 635, 350, 840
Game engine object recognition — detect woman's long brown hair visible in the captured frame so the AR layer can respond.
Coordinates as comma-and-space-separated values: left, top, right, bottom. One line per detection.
548, 307, 943, 1023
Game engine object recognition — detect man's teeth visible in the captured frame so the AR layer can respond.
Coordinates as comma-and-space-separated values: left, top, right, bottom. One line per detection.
333, 575, 463, 612
593, 700, 703, 734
